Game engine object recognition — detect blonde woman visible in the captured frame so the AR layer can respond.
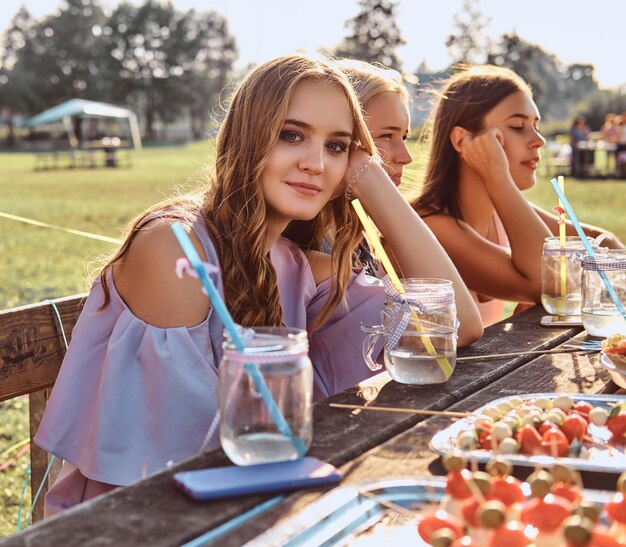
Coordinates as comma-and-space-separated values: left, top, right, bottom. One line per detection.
339, 59, 413, 187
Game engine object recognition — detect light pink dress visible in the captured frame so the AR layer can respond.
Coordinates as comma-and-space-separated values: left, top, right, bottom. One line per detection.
474, 214, 510, 327
35, 210, 385, 515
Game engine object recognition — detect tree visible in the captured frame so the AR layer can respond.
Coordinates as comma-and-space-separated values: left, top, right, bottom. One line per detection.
446, 0, 491, 65
487, 33, 599, 121
19, 0, 108, 107
573, 88, 626, 130
335, 0, 405, 70
0, 7, 38, 145
100, 1, 237, 140
185, 11, 237, 139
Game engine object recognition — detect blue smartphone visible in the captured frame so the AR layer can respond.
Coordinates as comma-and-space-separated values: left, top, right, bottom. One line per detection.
172, 457, 342, 501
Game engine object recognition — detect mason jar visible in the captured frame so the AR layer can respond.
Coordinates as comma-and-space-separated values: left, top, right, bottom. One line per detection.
581, 250, 626, 337
541, 236, 593, 316
220, 327, 312, 466
363, 278, 457, 385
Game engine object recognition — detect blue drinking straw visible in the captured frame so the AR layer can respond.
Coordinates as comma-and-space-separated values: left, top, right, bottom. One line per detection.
171, 222, 306, 456
549, 179, 626, 321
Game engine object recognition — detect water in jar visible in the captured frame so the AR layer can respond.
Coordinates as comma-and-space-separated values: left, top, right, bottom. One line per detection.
581, 308, 626, 337
540, 236, 590, 316
222, 432, 302, 466
541, 294, 583, 316
384, 328, 456, 385
220, 327, 313, 466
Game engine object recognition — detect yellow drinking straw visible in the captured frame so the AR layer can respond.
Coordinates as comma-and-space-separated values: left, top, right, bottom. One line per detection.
557, 176, 567, 300
351, 199, 454, 380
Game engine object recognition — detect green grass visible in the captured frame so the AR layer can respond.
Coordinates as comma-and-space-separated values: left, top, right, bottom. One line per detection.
0, 398, 31, 538
0, 140, 624, 537
0, 142, 214, 309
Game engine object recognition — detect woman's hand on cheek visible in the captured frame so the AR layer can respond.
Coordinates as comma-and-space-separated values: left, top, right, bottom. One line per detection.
457, 127, 509, 181
343, 145, 373, 201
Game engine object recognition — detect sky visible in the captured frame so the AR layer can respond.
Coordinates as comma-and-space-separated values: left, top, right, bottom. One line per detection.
2, 0, 626, 89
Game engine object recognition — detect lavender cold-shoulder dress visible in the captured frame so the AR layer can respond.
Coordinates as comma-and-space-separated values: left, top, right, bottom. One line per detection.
34, 213, 385, 515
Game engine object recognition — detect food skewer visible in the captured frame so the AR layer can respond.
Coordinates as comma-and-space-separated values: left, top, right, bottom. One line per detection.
456, 347, 595, 361
357, 490, 420, 519
329, 403, 473, 418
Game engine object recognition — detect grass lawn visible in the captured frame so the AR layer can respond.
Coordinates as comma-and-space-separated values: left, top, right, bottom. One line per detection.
0, 140, 624, 537
0, 141, 215, 310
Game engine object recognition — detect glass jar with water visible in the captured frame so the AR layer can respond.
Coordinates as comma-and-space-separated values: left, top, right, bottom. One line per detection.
363, 278, 457, 385
220, 327, 312, 466
581, 250, 626, 337
541, 236, 594, 316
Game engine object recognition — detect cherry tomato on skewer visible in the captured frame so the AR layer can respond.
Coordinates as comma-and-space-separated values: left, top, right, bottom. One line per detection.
517, 424, 543, 455
561, 413, 588, 443
417, 510, 463, 544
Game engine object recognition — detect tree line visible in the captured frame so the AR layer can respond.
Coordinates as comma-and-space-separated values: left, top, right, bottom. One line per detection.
0, 0, 237, 144
1, 0, 624, 146
343, 0, 625, 131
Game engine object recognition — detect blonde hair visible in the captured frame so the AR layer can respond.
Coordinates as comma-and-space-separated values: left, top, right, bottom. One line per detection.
101, 54, 376, 331
338, 58, 409, 108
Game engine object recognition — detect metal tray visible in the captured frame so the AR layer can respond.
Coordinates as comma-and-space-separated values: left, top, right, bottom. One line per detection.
430, 393, 626, 472
244, 477, 613, 547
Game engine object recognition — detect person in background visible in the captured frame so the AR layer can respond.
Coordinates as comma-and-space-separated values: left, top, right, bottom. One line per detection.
616, 114, 626, 178
35, 54, 482, 516
411, 65, 622, 327
569, 115, 591, 178
600, 113, 621, 177
601, 113, 620, 144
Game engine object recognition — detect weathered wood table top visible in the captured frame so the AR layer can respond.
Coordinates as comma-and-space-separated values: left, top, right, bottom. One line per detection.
6, 306, 619, 547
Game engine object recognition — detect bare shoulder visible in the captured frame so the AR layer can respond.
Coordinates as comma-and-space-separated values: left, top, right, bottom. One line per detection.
113, 219, 211, 328
421, 213, 472, 240
306, 249, 335, 285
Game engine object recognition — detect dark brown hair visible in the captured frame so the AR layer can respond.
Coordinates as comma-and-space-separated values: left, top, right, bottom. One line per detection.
412, 65, 531, 220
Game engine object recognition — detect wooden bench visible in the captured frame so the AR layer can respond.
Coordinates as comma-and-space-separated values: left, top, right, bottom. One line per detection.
0, 294, 86, 521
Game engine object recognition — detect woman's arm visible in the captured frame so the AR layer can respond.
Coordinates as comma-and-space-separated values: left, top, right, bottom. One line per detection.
451, 128, 551, 303
421, 214, 540, 304
532, 203, 624, 249
114, 220, 211, 328
348, 151, 483, 346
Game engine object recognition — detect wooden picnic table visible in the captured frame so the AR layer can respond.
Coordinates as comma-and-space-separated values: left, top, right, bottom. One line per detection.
5, 305, 621, 546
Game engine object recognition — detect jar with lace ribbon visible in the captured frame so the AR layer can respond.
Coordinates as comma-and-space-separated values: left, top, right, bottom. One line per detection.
541, 236, 596, 316
362, 278, 458, 385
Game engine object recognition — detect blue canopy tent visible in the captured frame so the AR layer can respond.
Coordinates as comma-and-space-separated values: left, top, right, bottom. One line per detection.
23, 98, 142, 150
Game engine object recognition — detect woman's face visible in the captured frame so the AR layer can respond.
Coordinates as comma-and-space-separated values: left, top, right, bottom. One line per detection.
262, 79, 353, 232
481, 90, 546, 190
363, 91, 413, 186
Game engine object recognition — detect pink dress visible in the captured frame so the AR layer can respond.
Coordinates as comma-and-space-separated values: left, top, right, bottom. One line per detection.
474, 214, 510, 327
35, 210, 385, 515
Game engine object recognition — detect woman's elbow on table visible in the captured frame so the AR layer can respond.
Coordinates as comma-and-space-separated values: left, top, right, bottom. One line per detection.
458, 321, 483, 348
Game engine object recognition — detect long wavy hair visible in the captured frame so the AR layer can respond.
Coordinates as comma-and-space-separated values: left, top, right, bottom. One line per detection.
100, 54, 376, 331
412, 65, 531, 220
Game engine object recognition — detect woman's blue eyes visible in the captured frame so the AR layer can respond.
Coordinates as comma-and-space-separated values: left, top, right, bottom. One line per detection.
279, 130, 348, 153
327, 141, 348, 153
281, 130, 302, 142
